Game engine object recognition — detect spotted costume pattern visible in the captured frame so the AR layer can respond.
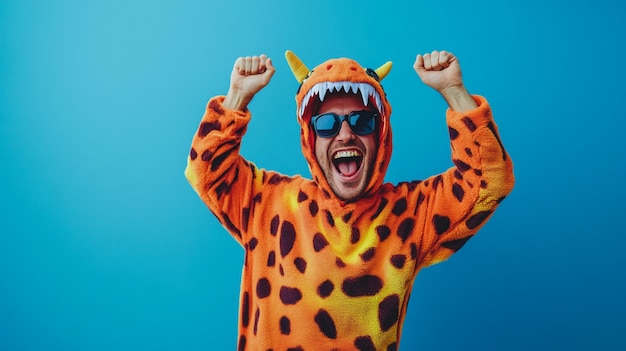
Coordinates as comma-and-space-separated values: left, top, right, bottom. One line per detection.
185, 51, 515, 351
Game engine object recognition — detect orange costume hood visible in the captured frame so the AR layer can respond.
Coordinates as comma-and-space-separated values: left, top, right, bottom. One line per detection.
285, 50, 393, 203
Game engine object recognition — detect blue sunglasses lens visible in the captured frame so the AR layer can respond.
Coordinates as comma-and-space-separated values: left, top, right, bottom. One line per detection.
312, 111, 377, 138
313, 115, 337, 137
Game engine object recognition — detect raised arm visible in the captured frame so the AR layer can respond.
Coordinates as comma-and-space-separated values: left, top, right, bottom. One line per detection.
185, 54, 276, 245
408, 50, 515, 268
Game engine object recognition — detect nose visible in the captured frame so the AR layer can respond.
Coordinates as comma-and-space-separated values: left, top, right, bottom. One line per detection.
335, 121, 355, 141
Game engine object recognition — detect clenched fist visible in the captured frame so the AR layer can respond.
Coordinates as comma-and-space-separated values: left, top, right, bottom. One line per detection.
414, 50, 477, 112
224, 54, 276, 111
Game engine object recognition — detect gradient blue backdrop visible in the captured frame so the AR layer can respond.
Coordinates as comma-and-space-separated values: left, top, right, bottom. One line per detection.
2, 0, 625, 350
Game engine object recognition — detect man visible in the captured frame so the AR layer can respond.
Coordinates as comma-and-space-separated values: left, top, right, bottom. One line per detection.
185, 50, 514, 351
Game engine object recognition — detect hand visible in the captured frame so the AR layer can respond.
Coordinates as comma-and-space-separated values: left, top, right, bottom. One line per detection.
413, 50, 463, 93
224, 54, 275, 111
413, 50, 477, 112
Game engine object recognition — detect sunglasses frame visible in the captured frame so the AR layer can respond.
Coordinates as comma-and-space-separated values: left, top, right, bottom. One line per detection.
310, 110, 379, 138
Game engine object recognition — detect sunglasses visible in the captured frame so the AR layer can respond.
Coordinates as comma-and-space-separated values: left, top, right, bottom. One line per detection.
310, 110, 378, 138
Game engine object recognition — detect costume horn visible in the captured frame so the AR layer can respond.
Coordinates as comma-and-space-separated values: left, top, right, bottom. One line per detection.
285, 50, 310, 83
375, 61, 392, 81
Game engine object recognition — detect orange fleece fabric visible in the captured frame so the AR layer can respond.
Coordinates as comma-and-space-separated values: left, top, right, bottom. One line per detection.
185, 55, 514, 351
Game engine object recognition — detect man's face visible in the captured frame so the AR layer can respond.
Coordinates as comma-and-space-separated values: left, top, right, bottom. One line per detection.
314, 93, 377, 202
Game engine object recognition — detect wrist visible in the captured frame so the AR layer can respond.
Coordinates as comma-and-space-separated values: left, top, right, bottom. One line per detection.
440, 85, 477, 112
223, 88, 253, 112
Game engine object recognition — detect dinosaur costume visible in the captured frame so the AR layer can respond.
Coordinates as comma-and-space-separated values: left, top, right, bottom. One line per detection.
185, 50, 515, 351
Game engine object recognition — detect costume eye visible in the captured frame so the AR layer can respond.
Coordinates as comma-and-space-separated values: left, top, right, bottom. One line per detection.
366, 68, 380, 81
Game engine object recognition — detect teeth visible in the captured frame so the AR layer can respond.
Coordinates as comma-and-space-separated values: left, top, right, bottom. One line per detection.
318, 84, 327, 102
299, 81, 384, 119
343, 82, 351, 93
333, 150, 362, 159
360, 84, 371, 107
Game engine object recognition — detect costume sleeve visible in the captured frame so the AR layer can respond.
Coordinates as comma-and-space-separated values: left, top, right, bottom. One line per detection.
415, 95, 515, 269
184, 96, 262, 246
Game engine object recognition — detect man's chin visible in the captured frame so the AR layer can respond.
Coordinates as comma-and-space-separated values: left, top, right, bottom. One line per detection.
330, 180, 366, 202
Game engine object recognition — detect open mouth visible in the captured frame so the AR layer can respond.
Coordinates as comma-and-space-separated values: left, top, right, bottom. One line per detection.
332, 149, 363, 178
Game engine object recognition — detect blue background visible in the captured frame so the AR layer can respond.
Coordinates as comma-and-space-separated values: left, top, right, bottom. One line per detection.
2, 0, 625, 350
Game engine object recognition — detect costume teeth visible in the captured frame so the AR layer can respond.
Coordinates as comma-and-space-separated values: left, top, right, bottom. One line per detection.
343, 82, 351, 93
318, 84, 327, 102
299, 81, 384, 119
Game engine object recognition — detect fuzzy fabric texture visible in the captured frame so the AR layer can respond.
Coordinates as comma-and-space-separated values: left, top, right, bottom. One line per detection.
185, 54, 514, 350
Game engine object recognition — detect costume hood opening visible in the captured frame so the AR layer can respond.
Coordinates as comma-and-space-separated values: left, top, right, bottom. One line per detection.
285, 50, 393, 203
